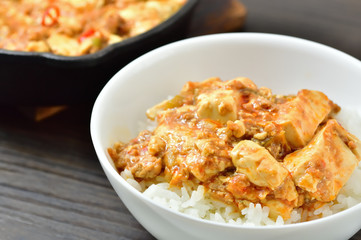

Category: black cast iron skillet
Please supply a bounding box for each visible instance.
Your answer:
[0,0,198,106]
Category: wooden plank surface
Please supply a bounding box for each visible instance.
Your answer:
[1,0,361,239]
[0,105,150,240]
[241,0,361,60]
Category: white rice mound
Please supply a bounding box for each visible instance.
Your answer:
[120,107,361,226]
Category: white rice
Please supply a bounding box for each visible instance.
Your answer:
[121,107,361,226]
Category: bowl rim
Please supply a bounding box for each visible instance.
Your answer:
[0,0,198,66]
[91,32,361,230]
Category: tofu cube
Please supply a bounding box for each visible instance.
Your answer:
[276,90,335,149]
[230,140,289,189]
[283,119,361,202]
[47,33,79,56]
[196,89,238,124]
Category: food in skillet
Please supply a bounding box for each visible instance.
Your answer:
[108,77,361,224]
[0,0,186,56]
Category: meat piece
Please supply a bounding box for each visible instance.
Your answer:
[276,90,337,149]
[158,125,233,183]
[226,173,270,202]
[223,120,246,139]
[284,119,361,202]
[205,174,237,207]
[108,130,164,179]
[273,176,299,202]
[148,135,166,156]
[129,155,162,179]
[263,130,292,160]
[230,140,289,189]
[102,10,128,35]
[208,171,299,220]
[186,138,233,182]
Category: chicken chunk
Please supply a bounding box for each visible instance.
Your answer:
[276,90,337,149]
[284,119,361,201]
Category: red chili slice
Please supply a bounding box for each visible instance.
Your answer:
[41,6,60,27]
[78,28,96,43]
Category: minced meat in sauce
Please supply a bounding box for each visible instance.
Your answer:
[108,77,361,220]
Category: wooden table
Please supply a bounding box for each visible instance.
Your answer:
[1,0,361,239]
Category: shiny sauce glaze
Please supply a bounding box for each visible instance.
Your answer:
[108,77,361,220]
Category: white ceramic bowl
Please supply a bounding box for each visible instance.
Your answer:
[90,33,361,240]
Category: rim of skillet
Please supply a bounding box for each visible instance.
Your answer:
[0,0,199,66]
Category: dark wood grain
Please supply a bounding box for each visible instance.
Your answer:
[0,105,153,240]
[1,0,361,239]
[241,0,361,60]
